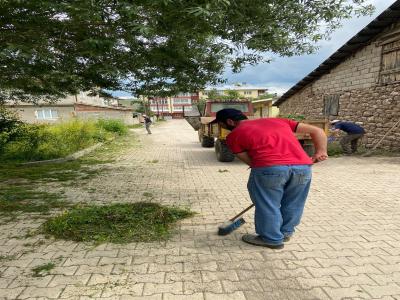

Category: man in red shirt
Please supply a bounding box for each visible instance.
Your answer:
[212,108,328,249]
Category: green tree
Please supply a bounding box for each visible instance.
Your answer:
[207,89,221,100]
[225,90,241,100]
[254,92,278,100]
[0,1,373,103]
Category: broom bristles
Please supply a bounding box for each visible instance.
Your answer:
[217,217,246,236]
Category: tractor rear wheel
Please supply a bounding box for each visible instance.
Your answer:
[215,139,234,162]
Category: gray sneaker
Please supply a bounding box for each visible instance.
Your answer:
[283,234,292,242]
[242,234,284,249]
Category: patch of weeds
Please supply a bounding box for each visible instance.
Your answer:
[0,185,70,215]
[218,169,229,173]
[41,202,195,244]
[31,262,55,277]
[142,192,153,198]
[87,187,97,194]
[0,133,138,185]
[0,254,16,262]
[24,230,37,238]
[0,161,100,183]
[83,133,138,162]
[327,142,343,157]
[0,215,17,224]
[147,159,159,163]
[35,240,46,247]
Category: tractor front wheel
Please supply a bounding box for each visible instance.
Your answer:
[215,139,234,162]
[200,133,214,147]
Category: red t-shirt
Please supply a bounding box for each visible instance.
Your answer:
[226,118,312,168]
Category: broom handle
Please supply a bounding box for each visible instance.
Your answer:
[369,119,400,152]
[230,204,255,221]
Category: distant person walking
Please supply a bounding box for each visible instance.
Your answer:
[331,120,365,154]
[143,114,152,134]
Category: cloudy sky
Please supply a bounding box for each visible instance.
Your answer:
[224,0,397,95]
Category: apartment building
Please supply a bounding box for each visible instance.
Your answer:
[149,92,199,118]
[199,84,268,99]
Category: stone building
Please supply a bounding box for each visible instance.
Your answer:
[275,1,400,151]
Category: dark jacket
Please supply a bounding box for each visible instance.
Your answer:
[144,116,152,124]
[334,122,365,134]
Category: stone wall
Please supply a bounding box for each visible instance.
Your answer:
[280,84,400,150]
[278,23,400,151]
[75,104,135,125]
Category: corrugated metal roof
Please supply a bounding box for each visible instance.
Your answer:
[274,0,400,107]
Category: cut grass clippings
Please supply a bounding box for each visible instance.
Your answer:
[0,132,138,184]
[31,262,55,277]
[0,185,69,215]
[147,159,159,163]
[41,202,194,244]
[0,160,103,183]
[0,133,138,222]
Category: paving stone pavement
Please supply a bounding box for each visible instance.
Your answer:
[1,119,400,300]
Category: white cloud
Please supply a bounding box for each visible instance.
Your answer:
[224,0,397,94]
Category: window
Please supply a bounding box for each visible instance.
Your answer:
[244,91,252,95]
[36,109,59,120]
[323,94,339,116]
[173,106,183,111]
[379,36,400,84]
[173,98,190,104]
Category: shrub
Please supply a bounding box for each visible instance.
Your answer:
[0,107,23,152]
[96,118,127,136]
[327,142,343,156]
[1,124,46,161]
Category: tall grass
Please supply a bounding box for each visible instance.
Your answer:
[96,118,128,135]
[0,119,128,162]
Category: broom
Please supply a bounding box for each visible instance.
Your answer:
[217,204,254,235]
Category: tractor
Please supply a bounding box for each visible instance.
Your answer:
[184,100,254,162]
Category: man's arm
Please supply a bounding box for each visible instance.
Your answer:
[235,151,252,166]
[296,123,328,163]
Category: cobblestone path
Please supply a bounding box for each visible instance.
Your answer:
[1,119,400,300]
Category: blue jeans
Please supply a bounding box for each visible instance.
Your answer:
[247,165,312,245]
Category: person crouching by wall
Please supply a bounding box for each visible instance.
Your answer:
[330,120,365,155]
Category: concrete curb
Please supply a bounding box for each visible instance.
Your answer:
[21,142,103,165]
